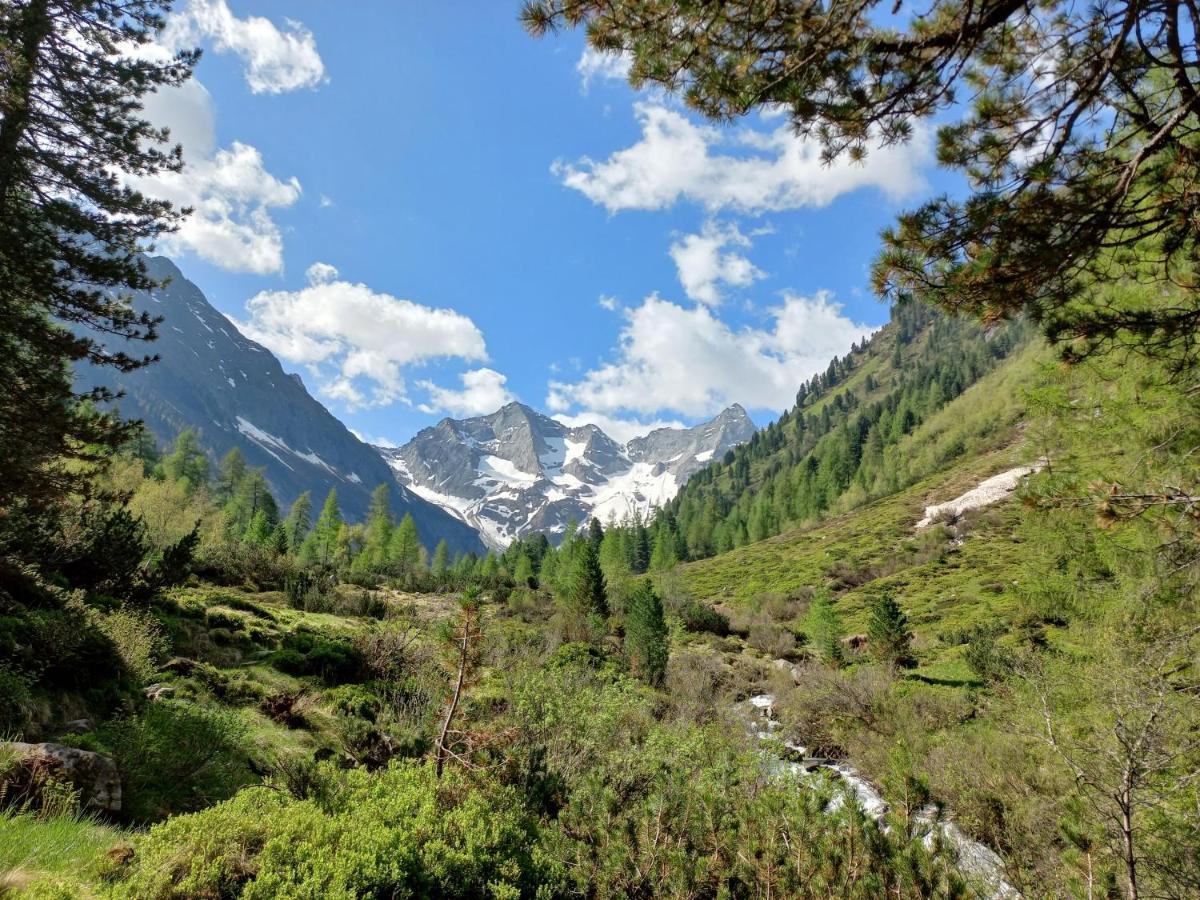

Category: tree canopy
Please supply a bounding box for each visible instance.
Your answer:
[523,0,1200,365]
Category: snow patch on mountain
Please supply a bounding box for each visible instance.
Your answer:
[378,402,755,549]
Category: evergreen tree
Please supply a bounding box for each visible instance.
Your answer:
[0,0,196,513]
[625,579,668,686]
[867,594,914,666]
[649,520,677,571]
[359,484,394,573]
[161,430,209,494]
[282,491,312,555]
[512,552,535,588]
[807,592,845,667]
[587,516,604,549]
[388,513,423,579]
[563,537,607,623]
[302,489,343,568]
[430,539,450,584]
[223,468,276,541]
[214,448,247,503]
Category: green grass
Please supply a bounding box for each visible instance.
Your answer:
[0,810,123,895]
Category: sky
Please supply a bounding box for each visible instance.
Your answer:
[139,0,959,447]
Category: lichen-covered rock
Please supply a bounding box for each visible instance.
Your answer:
[6,742,121,813]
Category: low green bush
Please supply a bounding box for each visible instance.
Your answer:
[109,762,554,899]
[98,700,254,823]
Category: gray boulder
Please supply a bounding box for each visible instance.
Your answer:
[7,742,121,813]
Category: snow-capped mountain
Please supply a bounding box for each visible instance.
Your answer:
[75,256,485,555]
[377,402,756,548]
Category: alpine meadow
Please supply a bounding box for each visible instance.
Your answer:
[2,1,1200,898]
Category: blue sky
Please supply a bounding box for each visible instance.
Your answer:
[142,0,958,446]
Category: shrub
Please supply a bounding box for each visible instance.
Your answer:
[0,666,33,733]
[98,700,253,823]
[747,622,798,658]
[94,606,169,685]
[270,633,363,685]
[109,763,555,898]
[675,599,729,636]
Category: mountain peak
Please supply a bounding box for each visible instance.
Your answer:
[380,403,755,548]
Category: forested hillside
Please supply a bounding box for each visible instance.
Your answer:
[663,303,1033,559]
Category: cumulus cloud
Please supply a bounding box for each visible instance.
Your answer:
[669,221,764,306]
[598,294,620,311]
[418,368,516,417]
[576,47,632,92]
[231,272,489,410]
[135,60,301,273]
[554,102,931,214]
[547,292,874,418]
[163,0,325,94]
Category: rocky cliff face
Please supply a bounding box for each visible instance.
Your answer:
[378,402,755,548]
[76,256,484,555]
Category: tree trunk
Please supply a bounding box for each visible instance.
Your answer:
[435,620,469,779]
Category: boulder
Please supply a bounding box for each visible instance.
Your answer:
[144,683,175,701]
[6,742,121,813]
[64,718,94,734]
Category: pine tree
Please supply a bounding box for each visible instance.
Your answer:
[867,594,913,666]
[625,579,668,685]
[161,430,209,494]
[282,491,312,555]
[388,513,423,579]
[0,0,196,513]
[807,592,845,668]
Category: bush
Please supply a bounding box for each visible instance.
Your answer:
[270,633,363,684]
[98,700,253,823]
[748,622,798,658]
[109,763,555,899]
[94,606,168,685]
[675,599,730,636]
[0,666,33,733]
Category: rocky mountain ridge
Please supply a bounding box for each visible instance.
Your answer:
[378,402,756,548]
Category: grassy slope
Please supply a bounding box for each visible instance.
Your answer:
[679,340,1050,682]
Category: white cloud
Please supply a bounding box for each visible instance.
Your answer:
[418,368,516,417]
[669,221,764,306]
[554,102,931,214]
[231,275,489,410]
[350,429,398,449]
[305,261,339,285]
[164,0,325,94]
[576,47,632,92]
[598,294,619,311]
[552,411,685,445]
[136,69,301,274]
[547,292,874,418]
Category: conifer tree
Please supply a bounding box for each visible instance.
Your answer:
[282,491,312,555]
[214,448,247,504]
[625,579,668,686]
[161,430,209,494]
[867,594,914,666]
[388,512,423,580]
[587,516,604,549]
[430,539,450,584]
[566,538,607,621]
[359,484,394,573]
[512,552,535,588]
[808,592,845,668]
[649,520,677,571]
[0,0,196,513]
[302,489,343,568]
